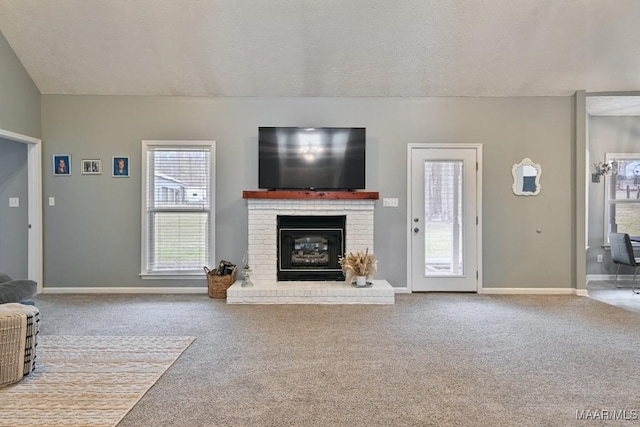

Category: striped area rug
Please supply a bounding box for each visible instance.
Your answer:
[0,335,195,427]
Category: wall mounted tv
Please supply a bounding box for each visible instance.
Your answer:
[258,127,366,190]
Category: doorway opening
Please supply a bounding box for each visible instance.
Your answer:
[0,128,42,291]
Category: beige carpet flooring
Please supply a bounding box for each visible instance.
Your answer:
[23,293,640,426]
[0,335,194,427]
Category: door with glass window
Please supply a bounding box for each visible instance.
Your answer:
[409,146,479,292]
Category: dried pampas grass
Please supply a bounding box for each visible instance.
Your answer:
[339,248,377,282]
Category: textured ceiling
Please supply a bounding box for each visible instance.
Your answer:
[1,1,640,98]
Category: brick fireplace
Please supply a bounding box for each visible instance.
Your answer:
[247,196,375,283]
[226,191,394,304]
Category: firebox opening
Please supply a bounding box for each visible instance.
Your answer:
[277,215,346,281]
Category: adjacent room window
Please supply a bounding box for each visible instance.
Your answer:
[141,140,215,277]
[604,153,640,243]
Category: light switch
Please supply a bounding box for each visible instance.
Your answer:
[383,198,399,207]
[9,197,19,207]
[49,197,55,206]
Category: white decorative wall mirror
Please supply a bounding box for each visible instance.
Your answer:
[512,158,542,196]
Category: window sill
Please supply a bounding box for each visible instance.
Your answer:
[140,272,206,280]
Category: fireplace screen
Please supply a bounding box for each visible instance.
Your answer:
[277,216,345,281]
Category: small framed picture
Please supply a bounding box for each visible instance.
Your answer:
[53,154,71,176]
[112,156,130,178]
[82,159,101,175]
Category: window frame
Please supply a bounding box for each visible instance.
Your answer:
[140,140,216,279]
[603,152,640,245]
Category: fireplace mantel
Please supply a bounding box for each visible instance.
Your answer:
[243,190,379,200]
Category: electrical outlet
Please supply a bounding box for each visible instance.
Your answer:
[597,254,603,263]
[9,197,19,207]
[383,198,399,207]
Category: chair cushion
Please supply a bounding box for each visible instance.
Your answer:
[0,279,38,304]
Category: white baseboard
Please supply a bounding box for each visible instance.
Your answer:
[42,286,410,295]
[479,287,580,295]
[587,275,640,289]
[43,287,207,294]
[400,287,585,295]
[41,286,587,296]
[586,274,632,283]
[587,274,612,282]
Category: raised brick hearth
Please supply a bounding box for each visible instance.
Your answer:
[227,280,394,304]
[227,192,394,304]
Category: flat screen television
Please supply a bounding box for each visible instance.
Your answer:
[258,127,366,190]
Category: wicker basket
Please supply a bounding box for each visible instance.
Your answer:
[204,266,237,299]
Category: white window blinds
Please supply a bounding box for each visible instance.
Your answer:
[423,160,463,275]
[142,141,215,275]
[605,153,640,243]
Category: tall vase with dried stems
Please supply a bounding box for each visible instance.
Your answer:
[339,248,377,287]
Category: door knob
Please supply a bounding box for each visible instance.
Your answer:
[413,227,420,233]
[413,218,419,222]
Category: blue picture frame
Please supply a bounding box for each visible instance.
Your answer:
[53,154,71,176]
[112,156,130,178]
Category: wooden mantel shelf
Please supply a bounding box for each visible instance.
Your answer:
[243,190,379,200]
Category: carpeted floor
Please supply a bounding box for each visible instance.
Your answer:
[0,335,194,427]
[23,293,640,426]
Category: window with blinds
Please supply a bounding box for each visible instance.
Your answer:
[604,153,640,244]
[141,141,215,276]
[423,160,463,275]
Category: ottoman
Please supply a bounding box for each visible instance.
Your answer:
[0,303,40,387]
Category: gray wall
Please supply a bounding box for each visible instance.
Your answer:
[0,138,28,277]
[587,116,640,275]
[41,95,574,289]
[0,31,40,138]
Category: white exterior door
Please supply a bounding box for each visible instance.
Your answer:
[408,145,481,292]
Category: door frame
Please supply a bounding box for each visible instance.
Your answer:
[0,128,42,292]
[406,143,483,293]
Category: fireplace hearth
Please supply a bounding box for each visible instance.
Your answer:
[277,215,345,281]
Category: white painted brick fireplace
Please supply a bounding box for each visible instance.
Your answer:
[247,199,374,282]
[226,194,394,304]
